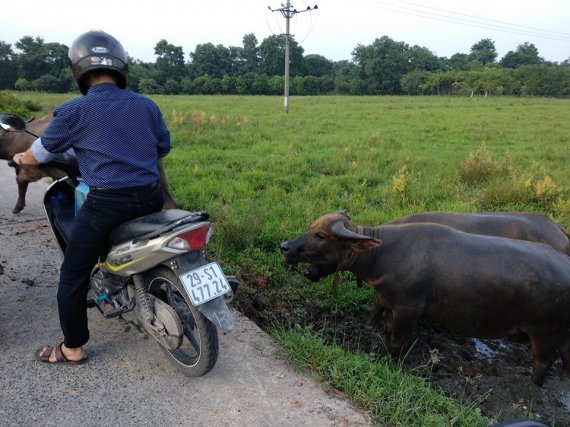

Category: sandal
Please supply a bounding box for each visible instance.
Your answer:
[35,342,87,365]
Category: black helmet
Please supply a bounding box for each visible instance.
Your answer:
[68,30,128,95]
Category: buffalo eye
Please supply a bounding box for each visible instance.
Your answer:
[314,232,326,240]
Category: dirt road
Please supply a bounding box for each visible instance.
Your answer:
[0,164,370,427]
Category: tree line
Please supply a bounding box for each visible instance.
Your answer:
[1,34,569,97]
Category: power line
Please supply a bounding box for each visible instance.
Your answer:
[350,0,570,42]
[394,0,570,38]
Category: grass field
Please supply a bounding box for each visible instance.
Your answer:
[13,93,570,425]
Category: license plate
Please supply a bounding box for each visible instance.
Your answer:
[179,262,231,306]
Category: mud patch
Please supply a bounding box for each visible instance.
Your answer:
[235,279,570,425]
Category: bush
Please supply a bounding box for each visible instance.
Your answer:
[460,142,500,184]
[553,198,570,230]
[478,172,563,212]
[0,91,42,118]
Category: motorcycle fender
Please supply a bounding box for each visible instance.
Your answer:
[196,297,235,332]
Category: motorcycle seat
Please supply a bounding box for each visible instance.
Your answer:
[108,209,210,246]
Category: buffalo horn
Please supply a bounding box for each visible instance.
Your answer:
[330,220,373,240]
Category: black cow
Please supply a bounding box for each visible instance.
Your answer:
[280,212,570,386]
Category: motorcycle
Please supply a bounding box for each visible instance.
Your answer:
[1,113,239,377]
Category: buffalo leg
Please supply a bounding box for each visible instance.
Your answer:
[381,309,394,350]
[367,294,385,326]
[559,332,570,373]
[387,308,419,356]
[529,333,558,386]
[157,159,179,209]
[13,178,28,214]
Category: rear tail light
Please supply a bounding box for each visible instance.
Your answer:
[166,224,212,251]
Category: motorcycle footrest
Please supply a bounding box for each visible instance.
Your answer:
[104,306,128,318]
[94,304,128,319]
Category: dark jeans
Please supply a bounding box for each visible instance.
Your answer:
[58,181,163,348]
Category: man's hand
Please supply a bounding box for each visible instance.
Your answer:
[12,150,39,166]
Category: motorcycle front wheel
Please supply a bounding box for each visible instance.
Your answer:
[146,266,219,377]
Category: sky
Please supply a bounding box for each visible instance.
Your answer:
[2,0,569,64]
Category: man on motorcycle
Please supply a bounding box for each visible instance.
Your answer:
[12,30,171,365]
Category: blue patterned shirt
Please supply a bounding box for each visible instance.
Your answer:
[40,83,171,189]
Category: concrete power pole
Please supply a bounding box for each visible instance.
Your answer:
[268,2,318,113]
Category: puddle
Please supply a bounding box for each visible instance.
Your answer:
[474,339,497,360]
[473,338,511,361]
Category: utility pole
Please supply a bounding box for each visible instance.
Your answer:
[268,2,318,113]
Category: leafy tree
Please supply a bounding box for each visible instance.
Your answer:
[500,42,543,68]
[267,75,284,95]
[127,59,155,92]
[180,77,195,94]
[303,54,333,77]
[318,76,334,93]
[352,36,411,94]
[190,43,232,79]
[290,75,320,95]
[138,78,160,94]
[422,71,461,95]
[235,72,257,94]
[400,70,430,95]
[191,75,222,94]
[14,78,30,91]
[448,53,470,71]
[468,38,497,65]
[0,41,16,89]
[516,64,565,97]
[348,78,367,95]
[30,74,62,92]
[562,67,570,97]
[15,36,48,81]
[252,73,270,94]
[162,79,181,95]
[333,60,359,93]
[408,45,441,72]
[470,67,517,95]
[221,74,237,94]
[259,35,304,77]
[42,42,69,76]
[239,33,260,74]
[154,40,186,84]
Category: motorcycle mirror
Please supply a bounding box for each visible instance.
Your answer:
[0,114,27,131]
[0,113,40,138]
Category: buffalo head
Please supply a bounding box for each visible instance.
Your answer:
[280,212,381,281]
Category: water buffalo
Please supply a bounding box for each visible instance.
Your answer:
[0,114,179,213]
[280,212,570,386]
[387,211,570,255]
[0,115,65,213]
[318,211,569,320]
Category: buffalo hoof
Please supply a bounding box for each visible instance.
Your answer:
[12,204,24,214]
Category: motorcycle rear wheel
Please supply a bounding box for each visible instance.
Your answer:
[146,266,219,377]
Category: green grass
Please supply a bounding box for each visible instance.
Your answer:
[10,92,570,425]
[271,325,492,426]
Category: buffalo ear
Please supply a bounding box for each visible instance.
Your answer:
[353,238,382,251]
[334,209,351,220]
